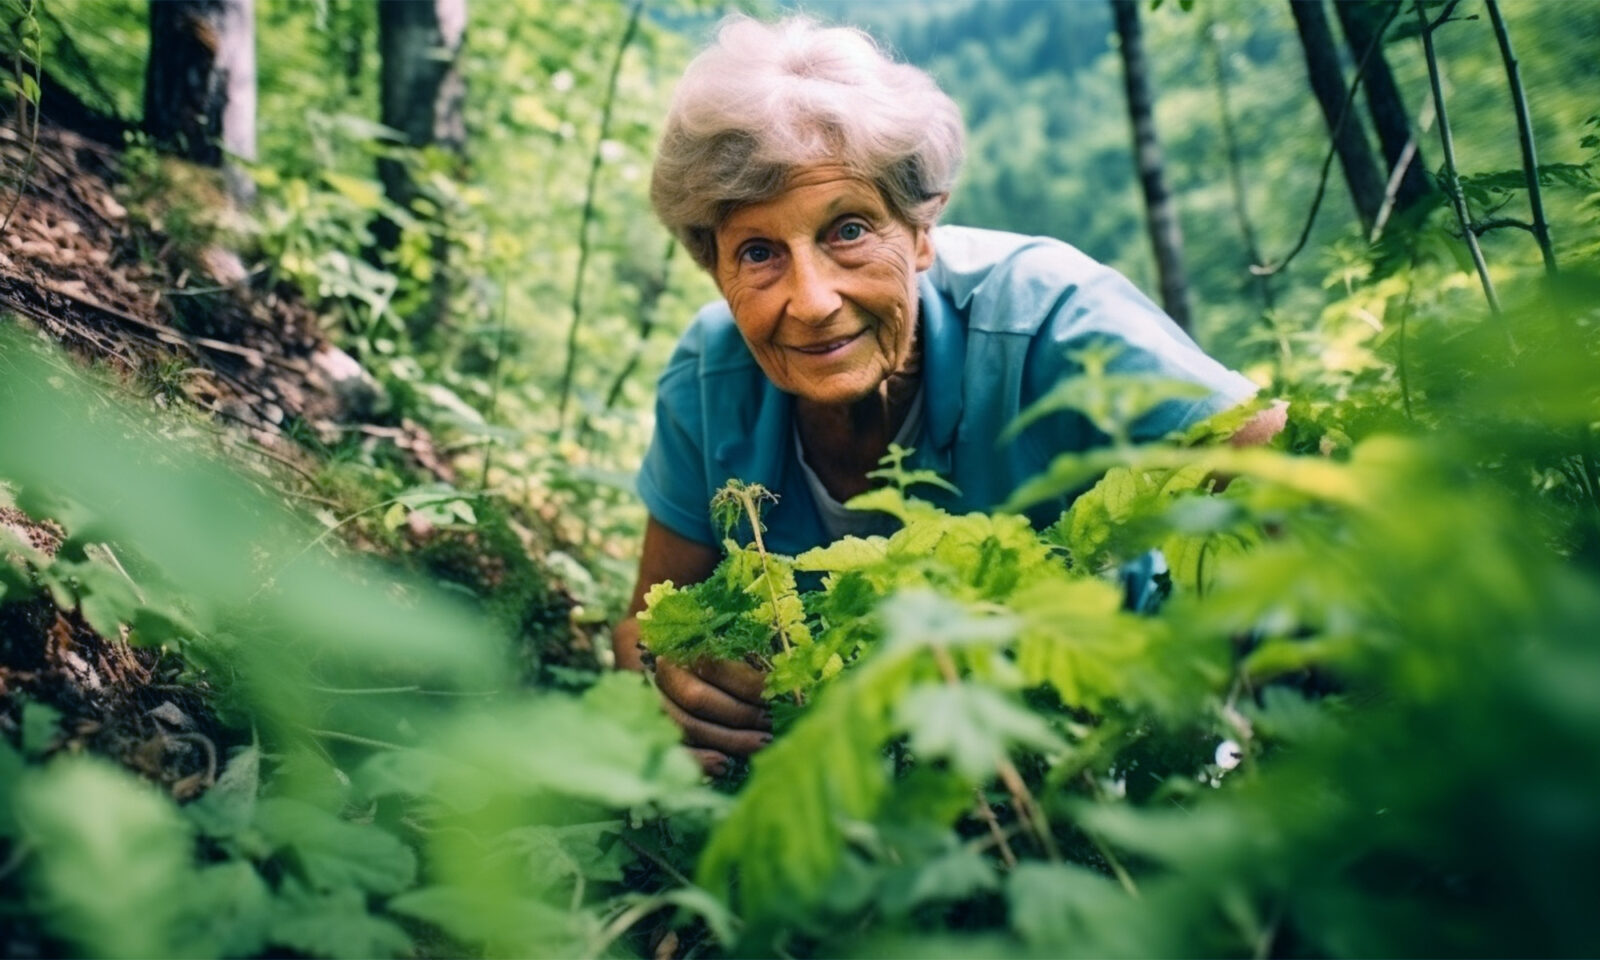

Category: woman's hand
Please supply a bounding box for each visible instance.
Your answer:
[617,516,773,776]
[651,656,771,775]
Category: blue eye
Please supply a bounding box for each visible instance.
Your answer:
[836,221,866,242]
[741,244,773,265]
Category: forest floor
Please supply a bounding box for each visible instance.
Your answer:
[0,113,586,836]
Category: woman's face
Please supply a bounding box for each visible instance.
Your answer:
[712,165,934,407]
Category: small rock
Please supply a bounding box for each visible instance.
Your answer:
[199,245,248,287]
[148,701,194,731]
[310,345,388,419]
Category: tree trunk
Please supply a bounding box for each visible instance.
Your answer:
[1110,0,1192,332]
[1332,0,1430,217]
[1288,0,1384,232]
[375,0,466,340]
[1201,16,1274,313]
[144,0,256,202]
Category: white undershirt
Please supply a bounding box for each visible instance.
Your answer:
[794,386,926,542]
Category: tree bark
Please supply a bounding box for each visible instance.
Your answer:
[374,0,466,252]
[1288,0,1384,232]
[375,0,466,341]
[144,0,256,201]
[1332,0,1430,217]
[1110,0,1192,332]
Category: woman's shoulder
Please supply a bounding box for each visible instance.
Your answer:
[927,226,1115,336]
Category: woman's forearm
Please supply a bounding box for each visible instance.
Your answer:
[612,615,646,671]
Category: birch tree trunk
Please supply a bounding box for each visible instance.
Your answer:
[375,0,467,339]
[1110,0,1192,332]
[144,0,256,203]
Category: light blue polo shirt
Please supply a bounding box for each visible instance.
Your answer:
[638,226,1257,556]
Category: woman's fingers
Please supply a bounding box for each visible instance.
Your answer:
[655,660,772,730]
[660,696,772,757]
[689,747,730,777]
[692,657,768,704]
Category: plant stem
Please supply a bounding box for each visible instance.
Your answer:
[738,490,787,658]
[1396,244,1420,422]
[932,646,1060,861]
[0,0,43,241]
[555,0,643,435]
[480,266,510,492]
[1485,0,1557,276]
[1371,98,1435,243]
[304,727,407,751]
[1416,0,1505,322]
[1581,427,1600,532]
[1078,773,1140,898]
[973,788,1019,869]
[604,239,676,412]
[619,833,695,889]
[730,484,804,703]
[1202,13,1273,312]
[585,895,667,960]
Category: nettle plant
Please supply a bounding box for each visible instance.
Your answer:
[631,361,1266,935]
[630,323,1600,956]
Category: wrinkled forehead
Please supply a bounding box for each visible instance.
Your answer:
[716,169,886,242]
[714,162,888,230]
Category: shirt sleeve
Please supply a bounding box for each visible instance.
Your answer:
[637,335,717,547]
[1026,260,1259,444]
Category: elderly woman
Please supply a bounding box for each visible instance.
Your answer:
[613,17,1281,773]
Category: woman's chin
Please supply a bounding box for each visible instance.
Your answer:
[787,374,882,409]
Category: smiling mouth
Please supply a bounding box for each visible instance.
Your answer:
[790,331,863,356]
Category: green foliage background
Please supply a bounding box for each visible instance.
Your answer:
[2,0,1600,957]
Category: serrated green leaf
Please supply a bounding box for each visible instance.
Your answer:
[182,860,272,957]
[268,881,413,959]
[256,798,416,895]
[186,746,260,839]
[388,885,578,955]
[501,821,629,889]
[636,582,714,661]
[658,886,739,945]
[1005,361,1210,444]
[1243,686,1339,746]
[16,757,196,958]
[879,847,998,917]
[898,683,1066,780]
[1007,862,1137,951]
[793,535,889,572]
[46,557,142,639]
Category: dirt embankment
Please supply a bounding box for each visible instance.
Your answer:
[0,114,578,806]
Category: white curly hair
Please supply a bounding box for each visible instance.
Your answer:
[650,15,966,271]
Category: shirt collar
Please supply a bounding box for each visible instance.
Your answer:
[916,270,965,471]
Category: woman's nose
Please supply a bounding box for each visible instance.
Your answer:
[785,249,843,325]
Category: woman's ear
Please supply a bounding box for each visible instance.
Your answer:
[914,223,936,271]
[913,194,948,270]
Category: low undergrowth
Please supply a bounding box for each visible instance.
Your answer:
[4,256,1600,957]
